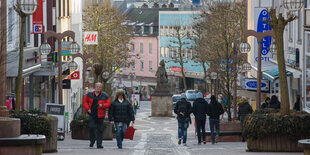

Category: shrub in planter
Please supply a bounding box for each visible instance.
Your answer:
[243,109,310,152]
[70,114,115,140]
[10,110,51,139]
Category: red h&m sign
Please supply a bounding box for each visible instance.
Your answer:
[32,0,43,34]
[171,67,186,72]
[83,31,98,45]
[70,71,80,80]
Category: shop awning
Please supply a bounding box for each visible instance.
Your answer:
[263,67,292,82]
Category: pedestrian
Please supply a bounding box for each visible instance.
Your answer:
[133,98,138,115]
[108,89,135,149]
[293,95,301,111]
[83,82,111,149]
[174,93,192,146]
[261,97,271,109]
[192,92,208,145]
[237,98,253,142]
[270,95,281,109]
[207,95,224,144]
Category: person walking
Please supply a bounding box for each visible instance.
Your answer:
[238,98,253,142]
[174,93,192,146]
[207,95,224,144]
[270,95,281,109]
[133,98,138,115]
[192,92,208,145]
[261,97,271,109]
[83,83,111,149]
[108,89,135,149]
[293,95,301,111]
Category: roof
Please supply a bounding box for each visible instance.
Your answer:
[125,8,178,25]
[263,67,292,82]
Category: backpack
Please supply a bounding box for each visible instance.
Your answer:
[178,102,188,116]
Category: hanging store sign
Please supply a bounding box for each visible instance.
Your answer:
[244,78,270,92]
[32,0,44,34]
[83,31,98,45]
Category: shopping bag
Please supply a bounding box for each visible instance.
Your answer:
[124,126,135,140]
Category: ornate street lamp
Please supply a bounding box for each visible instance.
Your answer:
[39,42,52,55]
[102,71,110,80]
[283,0,304,11]
[68,42,80,54]
[17,0,38,15]
[269,42,277,54]
[68,61,78,70]
[239,42,251,54]
[242,63,252,72]
[14,0,38,112]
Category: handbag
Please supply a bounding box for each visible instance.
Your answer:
[124,126,136,140]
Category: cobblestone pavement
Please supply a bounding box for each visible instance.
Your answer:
[44,101,302,155]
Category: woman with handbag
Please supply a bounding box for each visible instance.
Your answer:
[108,89,135,149]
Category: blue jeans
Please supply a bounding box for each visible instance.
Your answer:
[209,119,220,144]
[114,122,128,147]
[177,117,189,144]
[133,108,137,115]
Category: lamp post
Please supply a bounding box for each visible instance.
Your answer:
[39,31,80,105]
[241,30,274,110]
[211,72,218,99]
[0,0,8,117]
[72,53,97,94]
[128,72,136,91]
[14,0,38,112]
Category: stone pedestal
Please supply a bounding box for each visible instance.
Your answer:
[151,96,173,117]
[0,117,20,138]
[151,84,172,117]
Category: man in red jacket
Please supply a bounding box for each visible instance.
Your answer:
[83,82,111,149]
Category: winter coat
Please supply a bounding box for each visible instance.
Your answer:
[261,102,270,109]
[192,98,208,120]
[83,91,111,119]
[108,99,135,123]
[207,101,224,120]
[174,98,192,119]
[269,101,280,109]
[238,102,253,124]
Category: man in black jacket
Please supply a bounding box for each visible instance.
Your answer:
[192,92,208,144]
[207,95,224,144]
[174,93,192,146]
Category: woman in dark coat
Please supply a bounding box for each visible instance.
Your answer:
[270,95,280,110]
[108,90,135,149]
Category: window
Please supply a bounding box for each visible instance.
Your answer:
[289,22,293,42]
[140,60,144,71]
[131,61,135,71]
[160,47,165,57]
[149,41,152,54]
[140,41,143,54]
[8,8,13,42]
[150,26,153,34]
[187,49,192,59]
[149,60,153,72]
[297,10,302,43]
[131,42,135,53]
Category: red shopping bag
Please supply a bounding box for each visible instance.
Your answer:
[124,126,135,140]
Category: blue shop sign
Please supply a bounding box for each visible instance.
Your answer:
[256,9,272,62]
[244,78,270,92]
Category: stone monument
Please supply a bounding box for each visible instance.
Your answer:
[151,60,172,117]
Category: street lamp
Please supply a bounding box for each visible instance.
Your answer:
[243,30,274,110]
[128,72,136,91]
[72,52,98,94]
[283,0,304,11]
[68,61,78,71]
[210,72,218,99]
[39,31,79,105]
[14,0,38,112]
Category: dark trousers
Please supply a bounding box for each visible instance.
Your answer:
[209,119,220,144]
[196,118,206,143]
[89,116,104,147]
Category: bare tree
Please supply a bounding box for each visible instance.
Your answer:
[83,1,133,94]
[194,1,246,121]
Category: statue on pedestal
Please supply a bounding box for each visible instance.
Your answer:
[155,60,168,85]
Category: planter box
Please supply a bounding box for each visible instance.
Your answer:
[43,116,58,153]
[206,121,242,142]
[247,134,303,152]
[71,122,113,140]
